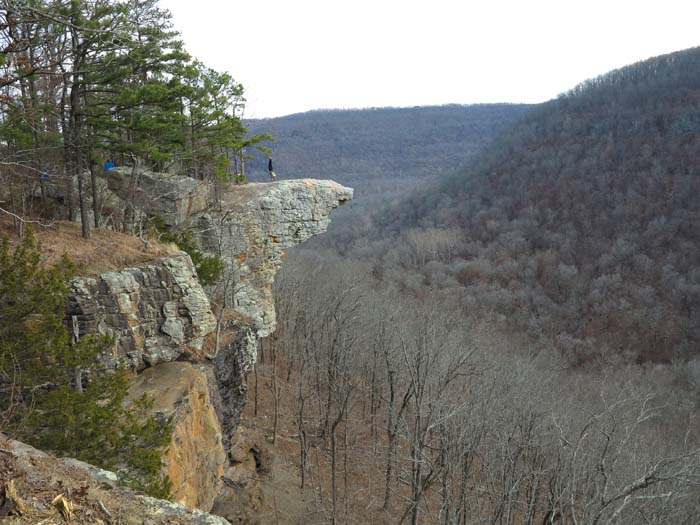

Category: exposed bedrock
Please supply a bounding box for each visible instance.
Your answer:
[103,170,352,337]
[68,253,217,370]
[126,362,227,512]
[187,179,353,337]
[106,167,214,227]
[70,172,352,370]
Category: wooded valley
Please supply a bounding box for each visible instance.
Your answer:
[1,2,699,522]
[248,48,700,523]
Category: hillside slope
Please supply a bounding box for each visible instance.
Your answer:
[245,104,533,189]
[383,47,700,363]
[245,104,533,252]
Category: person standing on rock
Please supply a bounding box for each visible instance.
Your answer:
[268,156,277,181]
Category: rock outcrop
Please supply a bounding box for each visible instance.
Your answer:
[106,167,214,227]
[102,172,353,338]
[210,426,269,523]
[126,362,227,512]
[58,172,352,518]
[68,253,217,370]
[189,179,352,443]
[0,434,231,525]
[190,179,353,337]
[212,322,258,443]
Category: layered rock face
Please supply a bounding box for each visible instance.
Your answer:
[189,179,353,337]
[68,253,217,370]
[66,255,225,512]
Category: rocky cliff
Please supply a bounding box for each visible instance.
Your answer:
[42,174,353,522]
[188,179,353,337]
[103,169,353,337]
[97,173,352,441]
[126,362,227,511]
[68,253,217,370]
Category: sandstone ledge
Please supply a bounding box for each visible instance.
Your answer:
[191,179,353,337]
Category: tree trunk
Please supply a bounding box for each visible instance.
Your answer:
[90,159,99,228]
[68,31,89,239]
[331,422,338,525]
[77,169,90,239]
[271,338,279,444]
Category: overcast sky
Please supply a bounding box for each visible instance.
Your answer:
[158,0,700,119]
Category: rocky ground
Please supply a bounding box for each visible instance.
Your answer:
[0,434,229,525]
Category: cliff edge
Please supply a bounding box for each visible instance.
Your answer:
[0,175,352,523]
[190,179,353,337]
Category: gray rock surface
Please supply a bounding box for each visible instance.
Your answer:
[68,253,217,370]
[104,171,353,338]
[137,496,232,525]
[107,167,214,227]
[212,322,258,445]
[190,179,353,337]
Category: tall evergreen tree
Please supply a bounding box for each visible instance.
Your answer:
[1,0,271,236]
[0,229,172,498]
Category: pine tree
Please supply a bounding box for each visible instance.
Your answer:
[0,229,172,498]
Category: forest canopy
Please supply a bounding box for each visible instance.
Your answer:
[374,47,700,364]
[0,0,269,238]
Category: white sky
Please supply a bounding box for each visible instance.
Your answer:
[158,0,700,119]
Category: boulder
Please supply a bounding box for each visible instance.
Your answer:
[106,167,213,227]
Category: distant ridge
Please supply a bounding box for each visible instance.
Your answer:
[252,102,528,120]
[244,104,534,189]
[389,46,700,363]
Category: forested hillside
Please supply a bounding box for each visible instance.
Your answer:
[257,49,700,523]
[245,104,532,189]
[358,47,700,364]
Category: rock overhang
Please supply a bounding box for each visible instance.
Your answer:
[186,179,353,337]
